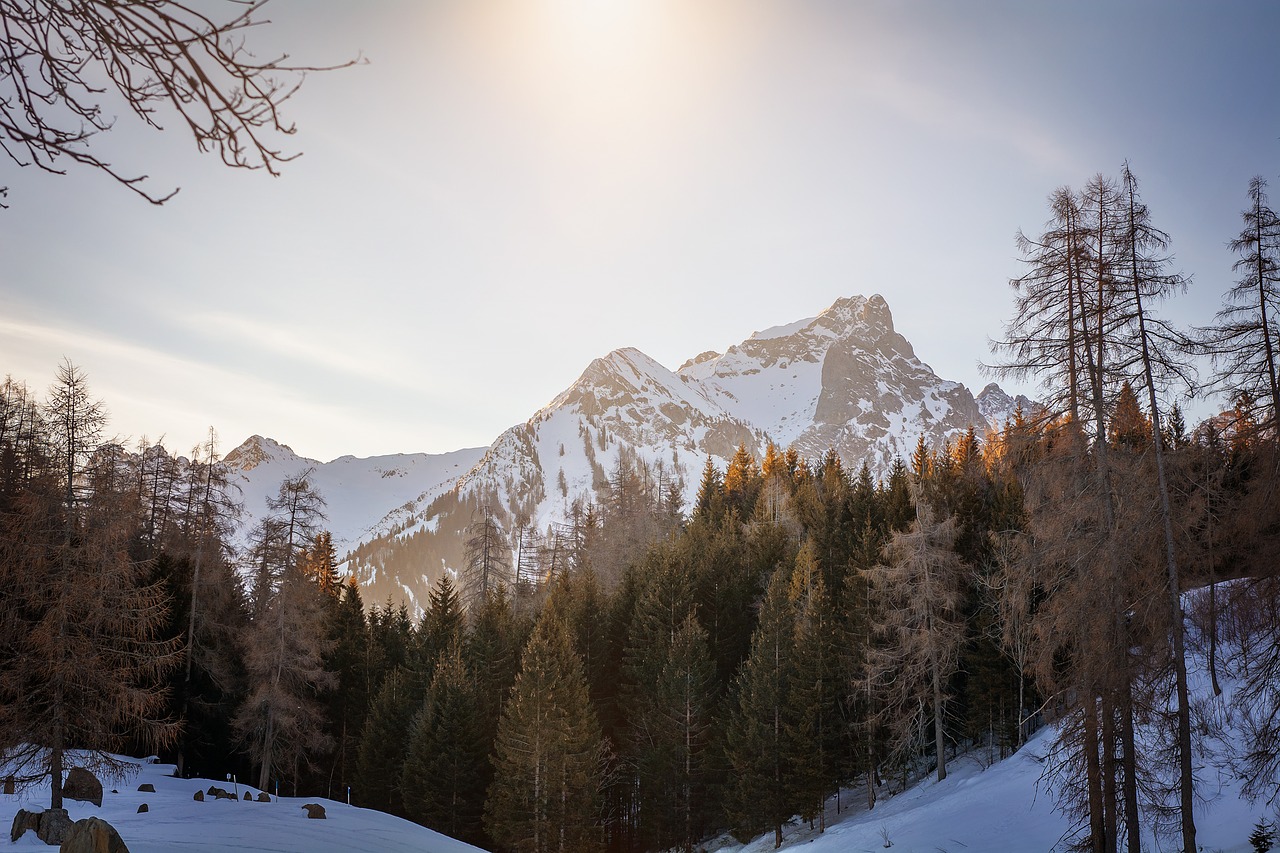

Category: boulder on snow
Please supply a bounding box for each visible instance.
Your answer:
[192,790,204,802]
[10,809,41,843]
[59,816,129,853]
[137,783,155,793]
[256,792,271,803]
[242,791,251,801]
[37,807,72,845]
[136,803,148,813]
[62,767,103,807]
[302,803,326,819]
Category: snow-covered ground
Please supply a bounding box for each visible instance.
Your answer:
[1,756,482,853]
[711,583,1275,853]
[708,722,1267,853]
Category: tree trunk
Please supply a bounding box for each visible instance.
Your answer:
[932,642,947,782]
[1084,700,1105,853]
[1102,694,1117,853]
[1127,183,1197,853]
[1120,675,1140,853]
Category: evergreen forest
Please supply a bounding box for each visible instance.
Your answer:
[3,167,1280,853]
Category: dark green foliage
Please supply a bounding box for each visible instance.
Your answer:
[621,550,701,850]
[785,544,842,830]
[723,565,796,849]
[355,667,415,816]
[401,642,487,845]
[412,573,464,686]
[1251,819,1276,853]
[485,614,605,853]
[325,579,369,799]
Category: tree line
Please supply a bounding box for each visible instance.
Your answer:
[2,166,1278,853]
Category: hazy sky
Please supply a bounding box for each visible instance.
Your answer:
[3,0,1277,462]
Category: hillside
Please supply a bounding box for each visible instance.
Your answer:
[231,294,1030,610]
[0,754,483,853]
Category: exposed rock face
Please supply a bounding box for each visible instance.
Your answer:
[62,767,103,808]
[240,293,1030,612]
[302,803,326,819]
[682,295,986,472]
[975,382,1037,428]
[59,816,129,853]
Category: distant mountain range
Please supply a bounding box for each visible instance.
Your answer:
[226,294,1031,611]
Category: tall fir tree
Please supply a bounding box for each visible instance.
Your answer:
[401,641,487,845]
[355,666,416,815]
[723,564,796,849]
[485,613,606,853]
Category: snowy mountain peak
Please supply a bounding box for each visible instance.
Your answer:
[224,435,312,472]
[975,383,1037,429]
[241,293,1013,611]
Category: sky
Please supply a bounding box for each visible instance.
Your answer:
[3,0,1278,463]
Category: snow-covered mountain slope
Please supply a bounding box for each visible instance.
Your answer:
[238,294,1028,611]
[710,582,1270,853]
[225,435,486,554]
[975,381,1037,429]
[0,754,482,853]
[680,294,985,471]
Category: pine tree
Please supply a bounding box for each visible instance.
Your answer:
[325,578,369,801]
[465,584,528,801]
[302,531,341,597]
[1198,176,1280,434]
[1107,382,1150,450]
[0,363,179,808]
[355,666,416,815]
[870,498,967,783]
[234,474,335,793]
[485,614,605,853]
[723,444,761,519]
[401,642,487,844]
[785,542,842,831]
[621,550,699,850]
[463,508,511,610]
[653,615,716,853]
[724,565,796,849]
[413,573,464,685]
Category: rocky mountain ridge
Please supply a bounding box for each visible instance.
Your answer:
[231,294,1026,610]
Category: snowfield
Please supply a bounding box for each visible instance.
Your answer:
[0,756,483,853]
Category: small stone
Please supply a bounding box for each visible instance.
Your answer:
[137,783,155,793]
[136,803,148,813]
[243,791,251,800]
[302,803,326,819]
[257,792,271,802]
[193,790,205,802]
